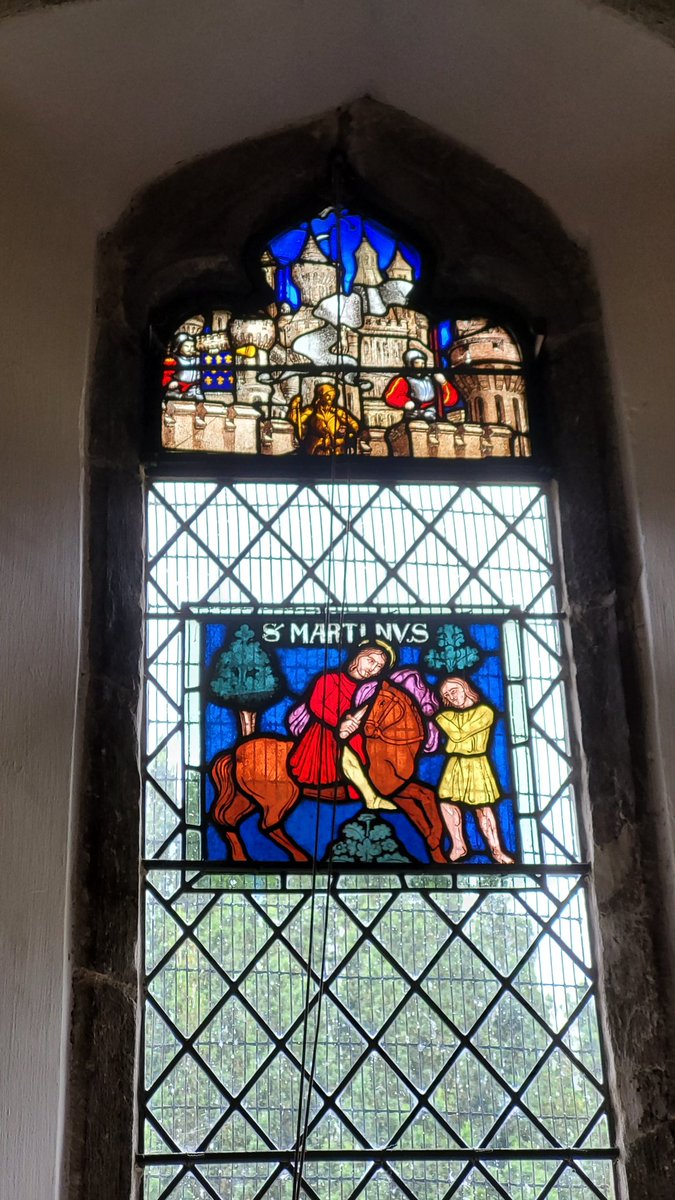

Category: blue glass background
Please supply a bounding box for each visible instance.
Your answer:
[268,209,421,308]
[203,621,516,864]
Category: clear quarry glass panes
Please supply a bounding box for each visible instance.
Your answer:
[142,873,613,1198]
[140,480,616,1198]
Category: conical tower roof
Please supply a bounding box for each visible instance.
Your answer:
[386,249,414,281]
[260,249,275,287]
[301,233,328,263]
[354,237,383,286]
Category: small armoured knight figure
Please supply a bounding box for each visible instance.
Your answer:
[384,349,459,422]
[163,317,205,426]
[171,332,202,397]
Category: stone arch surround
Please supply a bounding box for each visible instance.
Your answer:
[68,100,674,1200]
[4,1,675,48]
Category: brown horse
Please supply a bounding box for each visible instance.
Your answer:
[210,681,446,863]
[363,682,445,861]
[211,736,307,862]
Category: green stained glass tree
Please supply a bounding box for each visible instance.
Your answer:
[209,624,281,737]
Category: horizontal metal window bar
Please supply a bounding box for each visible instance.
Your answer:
[138,1148,618,1164]
[184,364,527,378]
[142,860,591,876]
[144,459,554,484]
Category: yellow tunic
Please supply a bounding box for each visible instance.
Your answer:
[435,704,500,807]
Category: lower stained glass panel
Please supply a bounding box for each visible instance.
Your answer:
[141,479,617,1198]
[201,615,517,867]
[144,480,578,869]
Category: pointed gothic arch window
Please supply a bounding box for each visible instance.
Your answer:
[140,206,617,1200]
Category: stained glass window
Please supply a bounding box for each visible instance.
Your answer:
[160,210,529,459]
[142,212,616,1200]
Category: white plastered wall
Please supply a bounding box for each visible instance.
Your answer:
[0,3,674,1198]
[0,136,94,1198]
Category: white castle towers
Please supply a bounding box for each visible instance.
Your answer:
[291,234,336,306]
[352,240,431,452]
[358,242,429,378]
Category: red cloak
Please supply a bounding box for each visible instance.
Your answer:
[288,670,364,785]
[383,375,459,411]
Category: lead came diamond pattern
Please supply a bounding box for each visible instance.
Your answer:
[141,478,616,1198]
[193,892,274,978]
[142,876,611,1182]
[332,939,409,1037]
[431,1051,509,1145]
[242,941,316,1038]
[149,940,227,1039]
[194,999,274,1097]
[423,938,502,1034]
[473,993,551,1091]
[148,1052,226,1152]
[147,482,557,614]
[359,1172,410,1200]
[287,998,366,1096]
[242,1051,322,1150]
[337,1052,416,1146]
[381,994,458,1092]
[371,893,452,979]
[522,1049,604,1145]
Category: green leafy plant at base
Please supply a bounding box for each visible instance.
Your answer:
[330,813,411,863]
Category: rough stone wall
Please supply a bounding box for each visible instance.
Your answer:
[599,0,675,45]
[66,100,675,1200]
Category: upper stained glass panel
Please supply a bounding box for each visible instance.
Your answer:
[160,209,530,459]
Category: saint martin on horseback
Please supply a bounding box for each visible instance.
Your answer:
[287,639,399,810]
[209,637,447,863]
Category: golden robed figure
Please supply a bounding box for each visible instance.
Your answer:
[287,382,360,455]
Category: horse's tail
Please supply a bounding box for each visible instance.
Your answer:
[211,752,237,826]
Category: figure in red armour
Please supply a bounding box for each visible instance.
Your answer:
[384,349,459,422]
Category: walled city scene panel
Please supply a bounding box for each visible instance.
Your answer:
[161,209,530,460]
